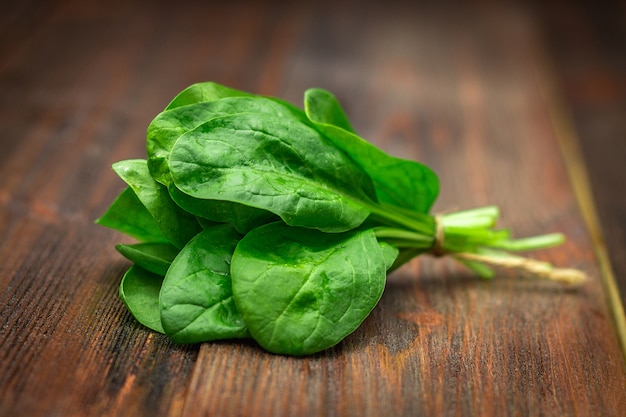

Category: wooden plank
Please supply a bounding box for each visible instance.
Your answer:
[0,1,624,417]
[0,2,204,416]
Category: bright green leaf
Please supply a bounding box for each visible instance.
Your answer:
[148,96,308,186]
[119,266,165,333]
[96,187,169,243]
[160,224,249,343]
[231,222,388,355]
[304,88,439,213]
[112,159,201,249]
[169,113,378,232]
[115,242,179,276]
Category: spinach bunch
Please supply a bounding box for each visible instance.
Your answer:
[97,82,583,355]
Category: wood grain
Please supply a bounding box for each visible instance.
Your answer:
[1,1,624,416]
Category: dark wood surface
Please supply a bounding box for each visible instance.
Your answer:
[1,1,625,416]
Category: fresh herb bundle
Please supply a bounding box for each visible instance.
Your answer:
[97,82,584,355]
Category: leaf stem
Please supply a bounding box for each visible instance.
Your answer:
[367,204,435,236]
[373,227,433,244]
[371,204,586,285]
[453,252,586,285]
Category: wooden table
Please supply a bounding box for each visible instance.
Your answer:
[1,1,625,415]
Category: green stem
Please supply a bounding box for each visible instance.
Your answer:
[373,227,433,244]
[367,204,435,235]
[368,203,584,284]
[487,233,564,252]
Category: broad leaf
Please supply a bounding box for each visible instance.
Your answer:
[231,222,389,355]
[148,96,308,186]
[304,88,439,213]
[115,242,179,276]
[169,113,378,232]
[119,266,165,333]
[96,187,169,243]
[159,224,249,343]
[112,159,201,249]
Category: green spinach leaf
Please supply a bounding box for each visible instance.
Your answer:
[169,113,378,232]
[96,187,169,243]
[159,224,249,343]
[112,159,201,249]
[304,88,439,213]
[119,266,165,333]
[148,96,308,186]
[115,242,179,276]
[231,222,389,355]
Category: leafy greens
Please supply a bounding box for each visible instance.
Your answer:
[97,82,584,356]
